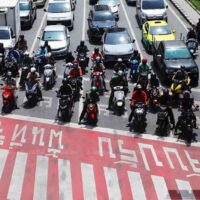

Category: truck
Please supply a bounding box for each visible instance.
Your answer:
[0,0,21,49]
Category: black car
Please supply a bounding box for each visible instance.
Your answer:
[153,40,199,85]
[88,5,117,42]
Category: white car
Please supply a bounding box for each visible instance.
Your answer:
[0,26,16,49]
[39,25,70,57]
[45,0,74,30]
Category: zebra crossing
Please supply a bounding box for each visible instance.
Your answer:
[0,148,198,200]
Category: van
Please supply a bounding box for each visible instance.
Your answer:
[136,0,168,27]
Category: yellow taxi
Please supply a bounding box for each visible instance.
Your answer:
[142,20,176,52]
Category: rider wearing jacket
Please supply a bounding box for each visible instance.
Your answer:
[129,50,141,63]
[114,58,127,73]
[91,47,103,62]
[79,86,99,124]
[15,35,27,53]
[128,84,148,123]
[107,70,128,110]
[65,51,75,63]
[76,40,89,65]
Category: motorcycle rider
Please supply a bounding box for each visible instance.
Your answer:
[114,58,127,73]
[22,51,33,67]
[107,70,128,110]
[158,88,172,106]
[65,51,75,63]
[57,78,73,97]
[147,73,160,90]
[4,71,19,109]
[76,40,89,65]
[91,56,108,91]
[26,67,43,100]
[91,47,103,62]
[128,84,148,124]
[79,86,99,124]
[43,41,54,64]
[15,35,28,53]
[187,26,197,40]
[69,60,83,90]
[172,65,190,91]
[129,49,141,63]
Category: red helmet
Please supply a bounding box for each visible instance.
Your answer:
[142,58,148,63]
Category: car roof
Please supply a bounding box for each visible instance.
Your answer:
[147,20,168,26]
[106,27,127,33]
[44,25,66,31]
[162,40,186,48]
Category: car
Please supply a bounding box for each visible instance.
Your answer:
[19,0,37,29]
[33,0,46,7]
[136,0,168,27]
[102,27,135,64]
[0,26,16,49]
[126,0,136,6]
[88,5,117,42]
[39,25,70,57]
[153,40,199,85]
[142,20,175,52]
[97,0,120,20]
[44,0,74,30]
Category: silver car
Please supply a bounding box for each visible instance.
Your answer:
[39,25,70,57]
[102,27,135,64]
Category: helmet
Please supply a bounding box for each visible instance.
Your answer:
[151,73,157,79]
[118,70,123,77]
[30,67,36,73]
[183,90,190,99]
[133,49,138,55]
[117,58,122,63]
[24,51,29,56]
[94,47,99,53]
[67,51,72,56]
[91,86,97,93]
[181,65,186,70]
[80,40,85,46]
[142,58,148,63]
[7,71,12,77]
[44,41,49,46]
[73,60,79,69]
[66,62,73,68]
[62,78,69,85]
[136,84,142,91]
[96,56,101,63]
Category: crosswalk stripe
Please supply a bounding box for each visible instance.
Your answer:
[176,179,196,200]
[151,175,171,200]
[128,171,147,200]
[7,152,28,200]
[104,167,122,200]
[81,163,97,200]
[33,156,48,200]
[0,149,8,179]
[58,159,73,200]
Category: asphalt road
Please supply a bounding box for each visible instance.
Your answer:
[2,0,200,140]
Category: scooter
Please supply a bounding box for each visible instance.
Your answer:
[186,38,198,55]
[91,71,104,95]
[43,64,56,90]
[4,57,18,78]
[129,59,139,82]
[112,85,125,115]
[63,63,73,78]
[85,99,98,125]
[70,77,81,101]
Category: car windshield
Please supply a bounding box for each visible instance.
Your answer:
[0,30,10,40]
[93,12,114,21]
[150,26,171,35]
[48,3,71,13]
[165,48,192,59]
[98,0,118,6]
[19,2,30,11]
[142,0,165,9]
[105,32,131,44]
[42,31,65,41]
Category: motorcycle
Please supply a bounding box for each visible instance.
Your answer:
[63,63,73,78]
[75,51,88,74]
[129,59,139,82]
[91,71,104,95]
[0,53,4,74]
[85,99,98,125]
[25,80,39,107]
[4,57,18,78]
[43,64,56,90]
[170,78,191,106]
[34,54,47,74]
[69,77,81,101]
[112,85,125,115]
[1,85,15,113]
[57,93,74,121]
[19,65,30,89]
[186,38,198,55]
[132,102,147,132]
[137,72,149,91]
[149,86,160,112]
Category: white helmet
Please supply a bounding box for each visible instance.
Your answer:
[117,58,122,62]
[30,67,36,73]
[24,51,29,56]
[66,62,73,67]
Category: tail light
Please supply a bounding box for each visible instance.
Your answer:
[153,99,158,105]
[96,81,100,87]
[90,112,95,119]
[3,94,9,99]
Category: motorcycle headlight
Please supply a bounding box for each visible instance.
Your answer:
[117,101,123,107]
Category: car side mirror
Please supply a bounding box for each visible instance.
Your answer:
[37,36,41,39]
[43,8,47,12]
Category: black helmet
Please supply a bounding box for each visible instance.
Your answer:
[44,41,48,46]
[133,49,138,55]
[19,35,24,40]
[80,40,85,46]
[181,65,186,70]
[94,47,99,53]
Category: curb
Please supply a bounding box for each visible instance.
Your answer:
[169,0,200,26]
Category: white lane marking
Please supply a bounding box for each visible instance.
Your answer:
[128,171,147,200]
[151,175,171,200]
[119,0,142,55]
[104,167,122,200]
[82,0,86,40]
[58,159,73,200]
[81,163,97,200]
[0,149,8,179]
[33,155,48,200]
[167,2,188,31]
[191,88,200,93]
[176,179,196,200]
[7,152,28,200]
[3,114,200,147]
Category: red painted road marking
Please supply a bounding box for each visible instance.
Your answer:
[0,117,200,199]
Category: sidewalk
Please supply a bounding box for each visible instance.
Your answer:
[169,0,200,26]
